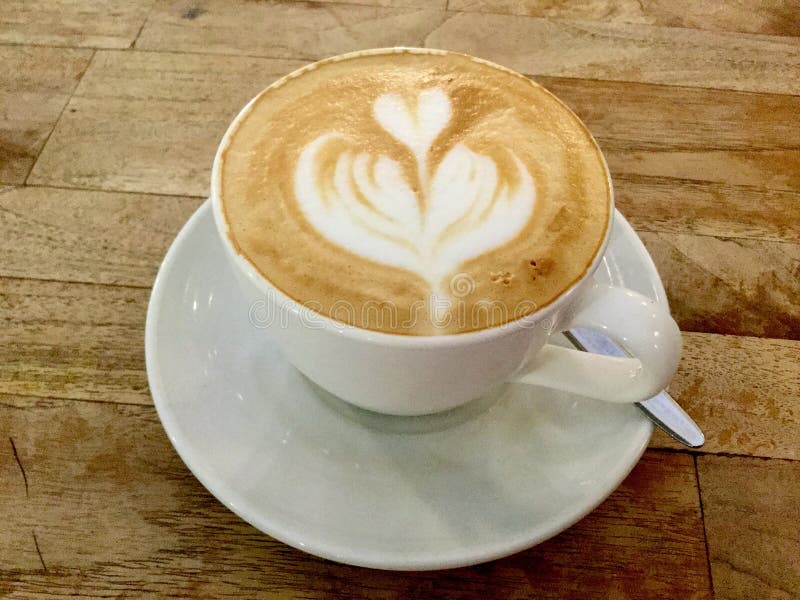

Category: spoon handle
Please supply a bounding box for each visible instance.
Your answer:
[564,328,705,448]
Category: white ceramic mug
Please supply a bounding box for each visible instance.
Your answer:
[210,52,682,417]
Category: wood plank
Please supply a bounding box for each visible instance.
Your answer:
[697,456,800,599]
[651,334,800,460]
[427,12,800,94]
[536,75,800,244]
[27,50,800,245]
[28,50,307,196]
[448,0,800,37]
[615,175,800,244]
[642,232,800,339]
[0,186,202,286]
[3,266,795,461]
[0,0,155,48]
[0,395,710,597]
[537,75,800,152]
[0,45,92,184]
[0,279,150,405]
[136,0,447,59]
[1,193,796,415]
[135,0,800,97]
[607,146,800,194]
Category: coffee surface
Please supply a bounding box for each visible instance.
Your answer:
[219,49,610,335]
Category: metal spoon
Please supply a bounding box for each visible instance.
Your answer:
[565,328,705,448]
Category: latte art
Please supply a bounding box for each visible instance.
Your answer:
[218,49,611,335]
[294,87,536,295]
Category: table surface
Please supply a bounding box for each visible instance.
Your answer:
[1,1,799,598]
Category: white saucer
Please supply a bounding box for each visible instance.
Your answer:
[146,201,661,570]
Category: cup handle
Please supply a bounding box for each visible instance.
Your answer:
[512,283,682,403]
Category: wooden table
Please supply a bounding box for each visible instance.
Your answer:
[1,1,798,597]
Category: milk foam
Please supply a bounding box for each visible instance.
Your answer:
[294,88,536,295]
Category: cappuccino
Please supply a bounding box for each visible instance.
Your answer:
[218,49,610,335]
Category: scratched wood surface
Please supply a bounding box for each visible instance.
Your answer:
[1,1,799,598]
[1,398,711,598]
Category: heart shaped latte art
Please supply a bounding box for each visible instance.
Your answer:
[294,87,536,296]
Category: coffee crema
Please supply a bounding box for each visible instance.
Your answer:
[218,49,611,335]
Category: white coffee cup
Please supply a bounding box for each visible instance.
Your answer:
[210,55,682,417]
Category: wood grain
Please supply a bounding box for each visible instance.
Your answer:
[26,50,800,242]
[0,395,710,598]
[537,75,800,153]
[0,186,202,286]
[642,232,800,339]
[28,50,307,196]
[651,333,800,460]
[0,278,150,405]
[0,0,155,48]
[2,268,795,461]
[614,175,800,244]
[448,0,800,37]
[0,45,92,184]
[3,2,800,595]
[537,75,800,243]
[697,456,800,599]
[607,147,800,194]
[134,0,800,95]
[136,0,447,59]
[0,190,795,410]
[427,12,800,94]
